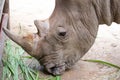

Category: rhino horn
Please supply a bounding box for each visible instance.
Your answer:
[3,27,33,54]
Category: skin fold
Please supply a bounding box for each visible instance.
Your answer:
[3,0,120,75]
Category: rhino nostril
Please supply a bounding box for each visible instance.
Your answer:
[50,66,56,72]
[50,67,60,75]
[58,32,66,36]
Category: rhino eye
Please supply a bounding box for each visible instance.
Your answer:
[57,27,66,36]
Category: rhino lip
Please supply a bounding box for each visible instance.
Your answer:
[44,63,65,76]
[38,53,66,75]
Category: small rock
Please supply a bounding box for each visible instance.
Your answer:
[111,43,117,47]
[28,25,33,27]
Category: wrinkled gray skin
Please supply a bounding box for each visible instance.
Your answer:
[3,0,120,75]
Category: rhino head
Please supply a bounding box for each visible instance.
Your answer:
[4,0,114,75]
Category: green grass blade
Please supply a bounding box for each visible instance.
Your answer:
[28,68,36,80]
[13,59,19,80]
[35,71,39,80]
[83,59,120,69]
[2,66,7,80]
[5,62,14,75]
[56,76,61,80]
[29,68,37,75]
[22,56,33,59]
[25,67,31,80]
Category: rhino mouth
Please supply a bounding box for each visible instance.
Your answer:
[38,52,66,75]
[45,63,66,75]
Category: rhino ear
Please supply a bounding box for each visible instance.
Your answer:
[34,20,49,37]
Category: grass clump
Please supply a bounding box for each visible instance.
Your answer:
[2,40,61,80]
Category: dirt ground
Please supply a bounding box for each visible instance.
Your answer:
[10,0,120,80]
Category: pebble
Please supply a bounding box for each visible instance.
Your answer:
[111,43,117,47]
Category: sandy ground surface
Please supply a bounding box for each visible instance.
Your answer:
[10,0,120,80]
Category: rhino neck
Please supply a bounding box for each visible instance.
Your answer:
[110,0,120,24]
[55,0,120,25]
[92,0,120,25]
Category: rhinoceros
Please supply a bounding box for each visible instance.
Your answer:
[3,0,120,75]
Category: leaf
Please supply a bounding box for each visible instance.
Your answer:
[83,59,120,69]
[28,68,36,80]
[56,76,61,80]
[22,56,33,59]
[35,71,39,80]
